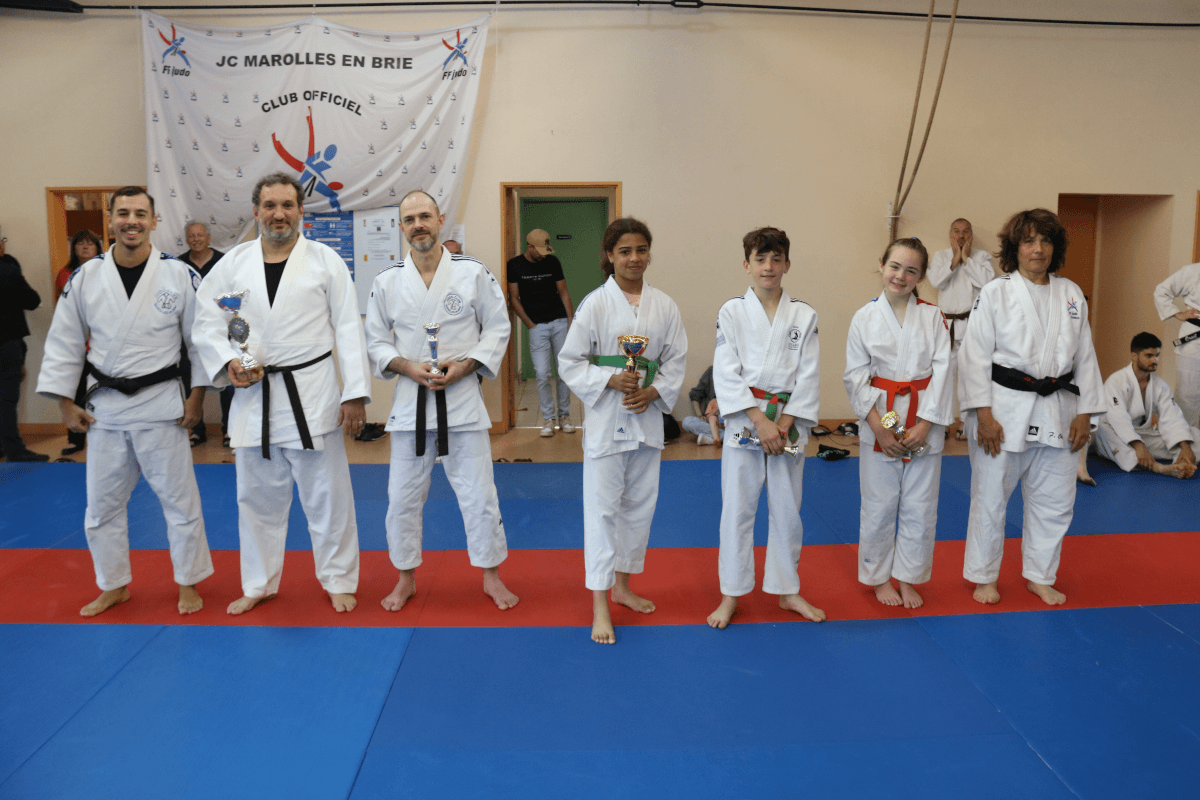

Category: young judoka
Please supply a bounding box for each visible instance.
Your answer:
[37,186,213,616]
[960,208,1106,606]
[1087,332,1198,479]
[844,237,952,609]
[558,217,687,644]
[707,227,824,629]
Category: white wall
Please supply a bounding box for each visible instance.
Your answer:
[4,2,1199,424]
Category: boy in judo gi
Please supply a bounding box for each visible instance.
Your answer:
[559,217,687,644]
[707,227,824,629]
[38,186,213,616]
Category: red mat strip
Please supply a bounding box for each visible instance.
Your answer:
[2,533,1197,628]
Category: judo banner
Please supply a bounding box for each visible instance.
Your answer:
[141,11,489,255]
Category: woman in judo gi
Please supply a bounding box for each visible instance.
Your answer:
[558,218,687,644]
[844,238,952,608]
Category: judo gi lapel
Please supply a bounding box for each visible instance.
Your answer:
[751,286,794,390]
[254,234,311,360]
[1125,365,1148,424]
[607,277,645,443]
[1011,275,1061,375]
[98,247,164,375]
[406,248,455,359]
[238,240,273,364]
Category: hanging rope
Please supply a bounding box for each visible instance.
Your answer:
[889,0,960,241]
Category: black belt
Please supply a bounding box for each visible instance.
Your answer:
[260,351,332,459]
[991,364,1079,397]
[415,384,449,457]
[83,361,182,410]
[1173,318,1200,347]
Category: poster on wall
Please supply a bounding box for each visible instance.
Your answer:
[351,207,402,312]
[141,11,489,257]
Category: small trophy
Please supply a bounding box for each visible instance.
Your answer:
[880,410,926,456]
[617,334,649,373]
[737,427,800,456]
[215,291,258,370]
[425,323,442,375]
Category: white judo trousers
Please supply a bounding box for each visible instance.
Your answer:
[583,445,660,591]
[234,430,359,598]
[385,429,507,570]
[857,445,941,586]
[718,446,804,597]
[963,423,1076,586]
[85,426,213,591]
[1093,418,1200,471]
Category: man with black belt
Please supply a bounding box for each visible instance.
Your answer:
[508,228,575,437]
[0,232,48,463]
[1153,261,1200,427]
[37,186,213,616]
[192,172,371,616]
[928,218,994,438]
[365,190,518,613]
[178,221,229,446]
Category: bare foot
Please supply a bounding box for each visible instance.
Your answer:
[592,590,615,644]
[707,595,738,629]
[483,567,519,610]
[329,592,357,613]
[1154,461,1195,479]
[80,586,130,617]
[898,581,924,609]
[178,584,203,615]
[381,570,416,612]
[1027,581,1066,605]
[610,572,655,614]
[779,593,826,622]
[873,581,902,606]
[1076,471,1096,487]
[226,594,275,615]
[973,582,1000,604]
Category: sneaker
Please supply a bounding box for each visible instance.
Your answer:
[559,416,576,434]
[697,433,715,446]
[7,449,50,463]
[540,420,555,438]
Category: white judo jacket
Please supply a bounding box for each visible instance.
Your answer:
[559,277,687,459]
[191,235,371,450]
[1153,262,1200,358]
[843,293,953,456]
[38,246,206,430]
[713,287,820,449]
[959,273,1105,451]
[1103,364,1194,449]
[364,249,510,432]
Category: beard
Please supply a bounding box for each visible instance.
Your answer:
[406,229,440,253]
[262,218,300,245]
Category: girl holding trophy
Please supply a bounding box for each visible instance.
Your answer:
[558,218,688,644]
[843,238,953,608]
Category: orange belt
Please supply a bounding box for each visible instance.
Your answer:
[869,375,931,453]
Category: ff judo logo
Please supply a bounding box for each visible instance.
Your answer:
[158,23,192,76]
[272,106,345,211]
[441,29,471,80]
[1067,298,1080,320]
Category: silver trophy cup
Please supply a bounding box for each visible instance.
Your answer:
[215,291,258,370]
[425,323,442,375]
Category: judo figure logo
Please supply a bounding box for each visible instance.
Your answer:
[271,105,345,212]
[154,289,180,314]
[442,29,470,68]
[1067,298,1080,320]
[159,24,191,67]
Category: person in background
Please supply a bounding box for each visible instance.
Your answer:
[177,221,229,447]
[56,229,103,456]
[1,231,49,463]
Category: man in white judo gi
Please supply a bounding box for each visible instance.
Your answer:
[192,172,371,615]
[38,186,213,617]
[364,190,518,613]
[960,208,1106,607]
[927,218,994,437]
[1090,332,1197,479]
[1153,261,1200,427]
[708,226,824,628]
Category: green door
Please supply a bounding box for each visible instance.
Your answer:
[515,197,609,379]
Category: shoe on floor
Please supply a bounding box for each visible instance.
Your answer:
[697,433,714,446]
[61,444,85,456]
[190,433,207,447]
[540,420,555,438]
[559,416,576,434]
[7,450,49,463]
[222,436,231,448]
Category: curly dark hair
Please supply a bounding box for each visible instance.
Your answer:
[995,208,1068,274]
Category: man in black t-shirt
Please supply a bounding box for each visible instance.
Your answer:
[507,229,575,436]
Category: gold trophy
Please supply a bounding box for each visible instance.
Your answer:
[880,410,926,456]
[737,427,800,456]
[617,334,649,374]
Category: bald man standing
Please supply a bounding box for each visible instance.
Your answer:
[507,229,575,437]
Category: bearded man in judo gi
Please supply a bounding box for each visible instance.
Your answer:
[365,190,518,613]
[960,208,1106,606]
[38,186,213,617]
[1090,332,1197,479]
[192,172,371,615]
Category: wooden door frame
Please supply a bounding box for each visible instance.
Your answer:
[46,186,122,290]
[496,182,621,431]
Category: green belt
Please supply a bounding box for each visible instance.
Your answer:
[590,355,659,389]
[751,387,799,444]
